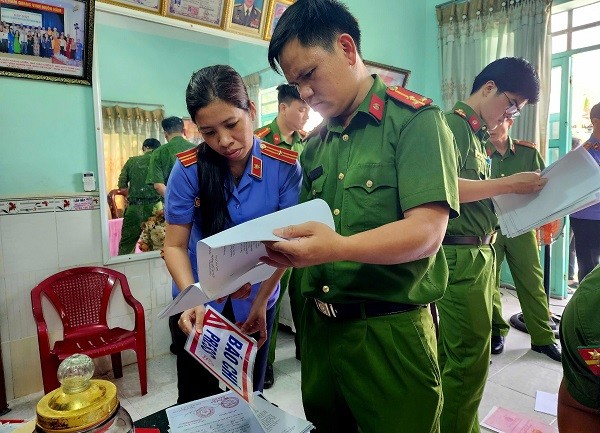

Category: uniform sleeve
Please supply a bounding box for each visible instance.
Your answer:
[278,160,302,210]
[395,107,460,218]
[164,160,198,225]
[444,113,472,170]
[534,149,545,171]
[117,159,130,189]
[145,149,163,185]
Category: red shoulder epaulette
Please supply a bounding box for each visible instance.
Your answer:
[176,147,198,167]
[260,141,298,165]
[514,139,537,149]
[255,126,271,139]
[578,347,600,376]
[386,86,432,109]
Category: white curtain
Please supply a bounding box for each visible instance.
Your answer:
[102,105,164,195]
[437,0,552,155]
[243,72,262,130]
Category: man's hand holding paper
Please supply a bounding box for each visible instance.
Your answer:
[505,171,547,194]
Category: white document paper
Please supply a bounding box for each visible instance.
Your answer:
[159,199,334,318]
[166,391,313,433]
[493,144,600,238]
[481,406,558,433]
[534,391,558,416]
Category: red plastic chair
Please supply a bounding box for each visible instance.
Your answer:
[31,267,147,395]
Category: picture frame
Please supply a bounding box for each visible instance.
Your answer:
[365,60,411,88]
[224,0,269,39]
[164,0,227,29]
[99,0,162,14]
[263,0,292,41]
[0,0,95,85]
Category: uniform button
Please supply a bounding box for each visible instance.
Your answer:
[342,134,349,141]
[338,172,345,180]
[333,208,340,216]
[366,180,373,188]
[312,189,317,196]
[500,174,505,177]
[322,285,330,293]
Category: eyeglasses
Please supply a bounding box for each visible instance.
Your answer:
[502,92,521,119]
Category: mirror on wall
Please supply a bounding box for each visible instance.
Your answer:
[94,4,283,263]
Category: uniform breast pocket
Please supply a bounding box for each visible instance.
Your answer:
[342,164,399,232]
[307,172,328,200]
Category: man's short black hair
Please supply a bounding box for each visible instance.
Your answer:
[142,138,161,150]
[590,102,600,120]
[268,0,361,74]
[277,83,303,105]
[471,57,540,104]
[161,116,184,135]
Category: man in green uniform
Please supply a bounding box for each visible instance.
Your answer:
[255,83,309,388]
[438,57,545,433]
[264,1,460,431]
[146,116,195,197]
[487,117,561,361]
[557,264,600,432]
[117,138,161,255]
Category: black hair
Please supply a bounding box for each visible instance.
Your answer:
[268,0,361,74]
[277,83,303,106]
[185,64,251,237]
[142,138,160,150]
[470,57,540,103]
[590,102,600,120]
[161,116,184,135]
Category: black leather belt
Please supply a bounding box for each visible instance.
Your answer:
[312,299,423,320]
[443,232,497,246]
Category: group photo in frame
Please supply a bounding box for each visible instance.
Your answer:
[100,0,162,14]
[263,0,292,41]
[224,0,268,38]
[164,0,227,29]
[365,60,411,88]
[0,0,94,85]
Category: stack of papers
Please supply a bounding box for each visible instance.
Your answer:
[166,391,314,433]
[159,199,334,318]
[493,144,600,238]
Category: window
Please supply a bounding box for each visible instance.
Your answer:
[551,1,600,53]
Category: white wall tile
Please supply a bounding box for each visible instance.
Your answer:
[0,217,4,276]
[150,306,172,357]
[56,209,103,267]
[10,336,43,398]
[0,276,7,343]
[150,259,172,308]
[1,213,59,274]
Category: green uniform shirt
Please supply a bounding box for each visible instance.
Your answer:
[118,152,161,204]
[255,118,306,154]
[146,135,195,186]
[487,137,545,178]
[445,101,497,236]
[560,265,600,409]
[299,76,460,305]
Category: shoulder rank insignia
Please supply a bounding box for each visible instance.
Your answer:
[260,141,298,165]
[454,108,467,119]
[255,126,271,139]
[176,146,198,167]
[578,346,600,376]
[514,139,537,149]
[386,86,432,110]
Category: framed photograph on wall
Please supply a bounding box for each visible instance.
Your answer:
[263,0,292,41]
[99,0,162,14]
[365,60,411,88]
[164,0,227,29]
[224,0,268,39]
[0,0,95,85]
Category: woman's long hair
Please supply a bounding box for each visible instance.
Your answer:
[186,65,252,237]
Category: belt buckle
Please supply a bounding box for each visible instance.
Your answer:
[314,299,336,318]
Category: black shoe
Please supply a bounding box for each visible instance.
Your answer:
[491,335,505,355]
[263,364,275,389]
[531,343,562,362]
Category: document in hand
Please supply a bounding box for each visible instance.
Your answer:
[166,390,314,433]
[492,144,600,238]
[158,199,334,318]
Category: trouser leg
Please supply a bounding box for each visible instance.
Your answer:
[267,268,292,365]
[491,234,510,337]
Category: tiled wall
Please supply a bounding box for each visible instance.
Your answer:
[0,195,173,400]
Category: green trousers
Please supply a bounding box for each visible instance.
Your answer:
[301,304,442,433]
[491,230,555,346]
[437,245,495,433]
[118,203,156,255]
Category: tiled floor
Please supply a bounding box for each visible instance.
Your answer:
[2,287,569,431]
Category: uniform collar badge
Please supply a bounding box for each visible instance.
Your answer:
[468,114,481,132]
[273,133,281,145]
[578,346,600,376]
[251,155,262,179]
[368,94,384,122]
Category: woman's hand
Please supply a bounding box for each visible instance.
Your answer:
[178,305,206,335]
[239,298,268,348]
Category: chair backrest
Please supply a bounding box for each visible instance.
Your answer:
[31,267,127,339]
[107,188,128,219]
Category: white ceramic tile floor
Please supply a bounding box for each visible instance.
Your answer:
[1,287,569,431]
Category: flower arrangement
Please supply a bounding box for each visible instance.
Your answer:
[138,208,166,252]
